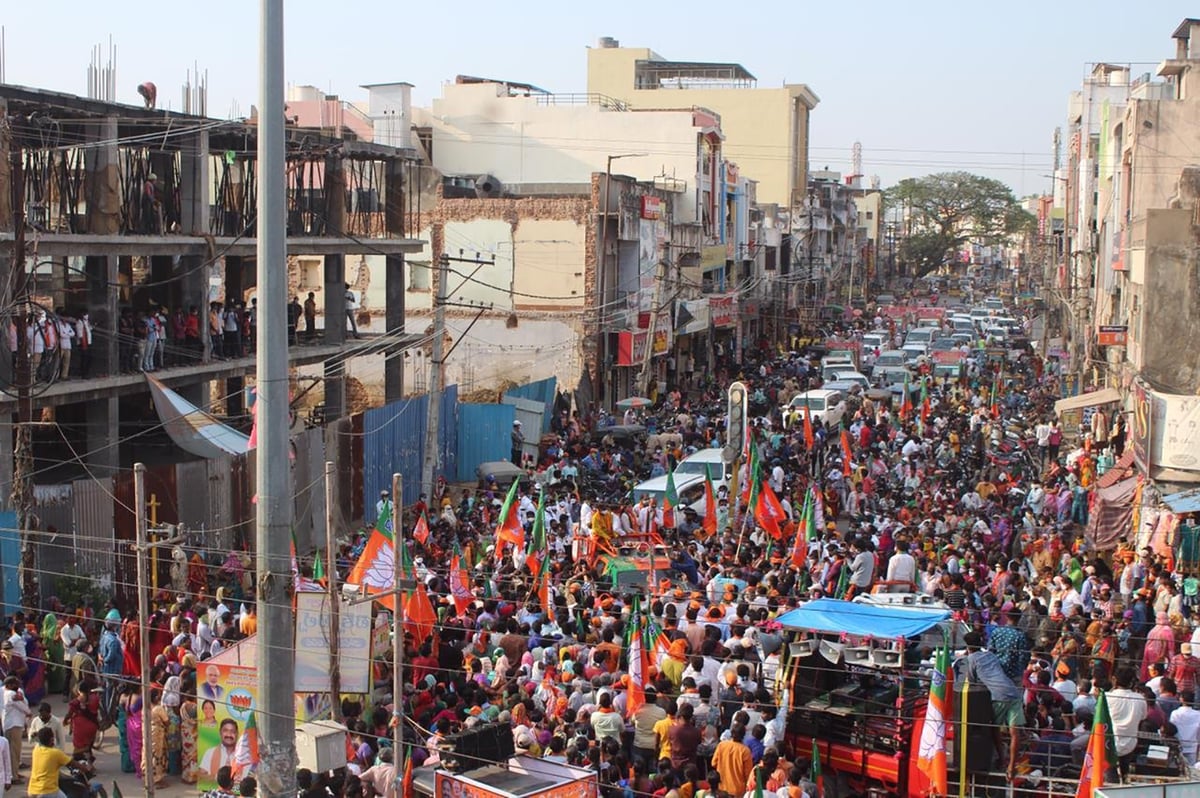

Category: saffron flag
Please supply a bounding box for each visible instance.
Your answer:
[448,547,474,616]
[703,465,718,537]
[840,428,853,477]
[900,375,913,420]
[401,750,414,798]
[231,710,261,778]
[1076,690,1116,798]
[920,379,931,423]
[790,489,812,569]
[412,514,430,545]
[403,581,437,644]
[494,480,524,551]
[346,503,408,609]
[525,489,547,575]
[741,431,759,505]
[536,551,552,612]
[754,481,787,540]
[802,404,815,450]
[662,470,679,530]
[625,621,648,719]
[916,646,950,796]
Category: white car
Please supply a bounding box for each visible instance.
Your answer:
[781,389,847,429]
[673,447,732,490]
[826,369,870,391]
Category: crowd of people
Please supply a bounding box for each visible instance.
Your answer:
[2,291,1199,798]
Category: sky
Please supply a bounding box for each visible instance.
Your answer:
[2,0,1195,195]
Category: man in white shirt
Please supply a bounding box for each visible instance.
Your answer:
[1107,668,1149,773]
[885,540,917,587]
[1172,689,1200,765]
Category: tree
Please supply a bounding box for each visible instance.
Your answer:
[885,172,1035,277]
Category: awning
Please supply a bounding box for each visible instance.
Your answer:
[1085,477,1138,551]
[1096,449,1137,489]
[146,374,250,459]
[776,598,949,638]
[1054,386,1121,415]
[1162,487,1200,514]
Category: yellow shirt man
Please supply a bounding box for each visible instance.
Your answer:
[29,739,72,796]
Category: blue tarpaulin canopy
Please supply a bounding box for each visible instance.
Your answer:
[776,598,950,639]
[1163,487,1200,515]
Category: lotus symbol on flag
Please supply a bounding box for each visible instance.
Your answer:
[361,542,395,591]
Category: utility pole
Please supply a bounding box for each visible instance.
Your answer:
[420,255,449,501]
[636,258,670,397]
[255,0,298,794]
[324,460,342,722]
[133,464,185,798]
[134,463,154,798]
[8,146,36,609]
[391,472,404,792]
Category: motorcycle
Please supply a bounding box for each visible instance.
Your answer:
[61,759,107,798]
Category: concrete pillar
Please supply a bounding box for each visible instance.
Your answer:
[86,255,119,376]
[227,376,245,418]
[324,254,346,345]
[85,398,119,473]
[181,254,210,364]
[224,256,245,363]
[384,254,406,402]
[324,361,345,423]
[323,153,347,346]
[179,131,210,236]
[86,117,121,236]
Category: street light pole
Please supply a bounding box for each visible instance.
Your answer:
[255,0,297,794]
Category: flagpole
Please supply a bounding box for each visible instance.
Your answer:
[391,472,405,787]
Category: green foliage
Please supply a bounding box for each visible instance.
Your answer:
[884,171,1036,277]
[52,574,111,614]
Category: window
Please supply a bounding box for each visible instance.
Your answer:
[409,260,430,291]
[866,211,874,220]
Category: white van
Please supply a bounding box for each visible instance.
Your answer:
[673,448,732,489]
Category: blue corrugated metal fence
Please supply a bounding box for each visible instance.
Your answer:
[503,377,557,433]
[361,386,460,521]
[456,403,517,481]
[0,511,19,617]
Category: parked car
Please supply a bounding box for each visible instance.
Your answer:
[588,424,647,448]
[476,461,530,489]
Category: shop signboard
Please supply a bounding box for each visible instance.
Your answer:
[1132,380,1152,471]
[1097,325,1128,346]
[710,294,738,328]
[1152,389,1200,471]
[640,196,662,220]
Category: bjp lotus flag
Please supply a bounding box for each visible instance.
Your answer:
[448,545,474,616]
[494,480,524,551]
[790,489,811,569]
[1076,691,1116,798]
[754,481,787,540]
[916,646,949,795]
[412,514,430,545]
[625,622,648,719]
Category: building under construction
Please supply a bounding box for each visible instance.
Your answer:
[0,83,424,604]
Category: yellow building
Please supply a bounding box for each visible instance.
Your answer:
[586,38,819,209]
